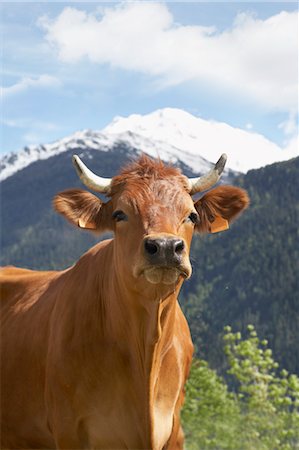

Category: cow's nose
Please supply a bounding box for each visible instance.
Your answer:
[144,237,185,265]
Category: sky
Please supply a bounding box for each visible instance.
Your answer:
[1,1,298,159]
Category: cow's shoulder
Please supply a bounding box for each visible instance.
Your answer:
[0,265,55,279]
[0,266,58,307]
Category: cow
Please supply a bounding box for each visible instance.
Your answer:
[0,154,249,449]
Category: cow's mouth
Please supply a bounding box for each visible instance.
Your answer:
[142,266,190,285]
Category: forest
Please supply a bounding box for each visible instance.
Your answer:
[181,156,299,377]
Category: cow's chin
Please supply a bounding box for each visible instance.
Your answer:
[143,267,181,285]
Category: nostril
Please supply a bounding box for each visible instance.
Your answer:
[175,240,185,254]
[145,240,159,255]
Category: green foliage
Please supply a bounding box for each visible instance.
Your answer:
[182,325,299,450]
[182,360,239,449]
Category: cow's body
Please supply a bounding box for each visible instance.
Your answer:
[1,155,248,449]
[1,240,192,449]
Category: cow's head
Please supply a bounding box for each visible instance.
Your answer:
[54,155,248,292]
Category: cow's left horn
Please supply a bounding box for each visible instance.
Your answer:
[188,153,227,195]
[72,155,112,194]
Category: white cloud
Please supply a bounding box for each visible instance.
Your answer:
[2,117,61,131]
[2,117,62,150]
[1,74,61,97]
[39,3,298,113]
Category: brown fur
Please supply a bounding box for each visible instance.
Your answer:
[195,185,250,233]
[111,154,189,193]
[1,155,249,449]
[53,189,112,231]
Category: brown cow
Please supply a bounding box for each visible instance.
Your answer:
[0,154,249,449]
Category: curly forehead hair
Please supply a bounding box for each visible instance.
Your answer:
[110,154,190,196]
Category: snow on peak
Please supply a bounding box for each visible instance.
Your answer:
[1,107,297,182]
[0,129,119,182]
[0,124,212,182]
[0,109,221,182]
[103,107,297,172]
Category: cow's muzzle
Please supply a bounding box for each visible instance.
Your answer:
[144,236,185,266]
[140,234,191,285]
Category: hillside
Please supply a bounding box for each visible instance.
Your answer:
[181,156,299,375]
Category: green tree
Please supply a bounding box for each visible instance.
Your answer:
[182,325,299,450]
[182,359,240,449]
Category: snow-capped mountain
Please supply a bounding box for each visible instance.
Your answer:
[1,107,296,181]
[0,127,213,182]
[103,108,297,172]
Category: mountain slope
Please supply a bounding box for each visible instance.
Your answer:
[103,108,297,172]
[2,107,296,181]
[181,156,299,375]
[0,128,212,182]
[0,109,229,182]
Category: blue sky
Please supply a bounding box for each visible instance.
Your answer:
[1,1,298,155]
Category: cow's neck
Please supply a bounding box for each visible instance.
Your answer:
[105,266,181,445]
[67,241,183,446]
[70,242,181,369]
[107,264,180,373]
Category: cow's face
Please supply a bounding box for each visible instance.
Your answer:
[109,171,195,287]
[54,156,249,291]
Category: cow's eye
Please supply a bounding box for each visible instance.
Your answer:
[112,210,128,222]
[186,212,199,224]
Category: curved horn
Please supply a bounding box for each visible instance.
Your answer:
[188,153,227,195]
[72,155,112,194]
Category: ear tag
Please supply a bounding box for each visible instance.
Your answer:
[210,216,229,233]
[78,218,97,229]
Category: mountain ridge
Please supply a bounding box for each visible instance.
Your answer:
[0,128,217,182]
[1,107,296,181]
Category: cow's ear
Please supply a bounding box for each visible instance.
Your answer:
[53,189,112,232]
[194,186,249,233]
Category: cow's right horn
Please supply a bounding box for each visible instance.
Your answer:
[72,155,112,194]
